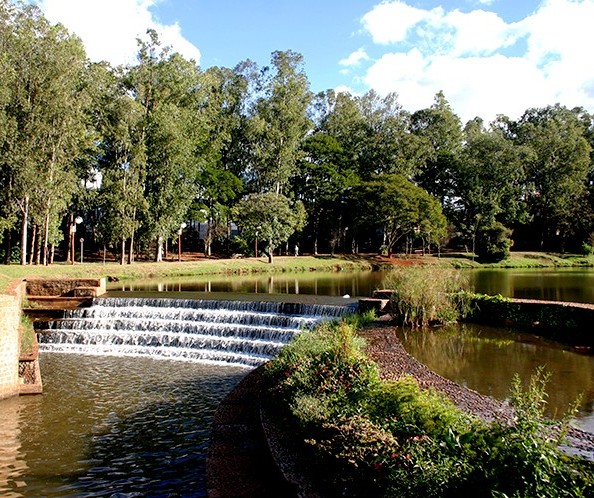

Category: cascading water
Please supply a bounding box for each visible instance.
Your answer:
[36,297,356,368]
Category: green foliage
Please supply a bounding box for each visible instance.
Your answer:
[267,319,594,497]
[266,320,380,412]
[476,221,512,263]
[382,266,470,325]
[233,192,306,263]
[19,312,35,356]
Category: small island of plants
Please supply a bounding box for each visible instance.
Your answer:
[265,316,594,497]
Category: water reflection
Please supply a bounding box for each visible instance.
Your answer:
[0,397,27,497]
[396,323,594,431]
[467,268,594,304]
[0,354,244,497]
[108,271,387,298]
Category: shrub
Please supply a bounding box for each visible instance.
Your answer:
[266,320,380,410]
[381,266,470,326]
[476,222,512,263]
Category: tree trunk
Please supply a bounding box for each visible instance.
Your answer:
[50,244,55,264]
[156,236,164,262]
[29,225,36,265]
[42,206,51,266]
[4,229,11,265]
[20,196,29,265]
[120,239,126,265]
[128,232,135,264]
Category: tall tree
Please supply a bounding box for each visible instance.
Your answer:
[0,1,92,265]
[516,104,592,250]
[455,124,533,258]
[249,50,312,194]
[127,31,203,262]
[411,91,463,211]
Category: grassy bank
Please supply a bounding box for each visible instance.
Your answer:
[434,251,594,269]
[0,255,377,294]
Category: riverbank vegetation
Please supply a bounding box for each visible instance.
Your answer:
[265,319,594,496]
[2,2,594,268]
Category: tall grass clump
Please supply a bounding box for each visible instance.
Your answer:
[381,266,469,326]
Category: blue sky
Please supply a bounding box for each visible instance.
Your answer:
[35,0,594,123]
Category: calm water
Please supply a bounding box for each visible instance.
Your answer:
[108,267,594,304]
[107,270,387,298]
[468,267,594,304]
[396,323,594,432]
[0,354,245,497]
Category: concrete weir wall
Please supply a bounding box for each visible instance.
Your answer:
[0,282,25,400]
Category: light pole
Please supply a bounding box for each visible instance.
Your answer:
[178,222,187,262]
[79,238,84,263]
[70,216,83,264]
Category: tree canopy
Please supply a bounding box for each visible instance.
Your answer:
[1,2,594,264]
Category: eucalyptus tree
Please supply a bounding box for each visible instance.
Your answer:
[515,104,592,250]
[0,1,93,265]
[232,192,306,263]
[292,133,357,254]
[249,50,312,194]
[355,90,428,179]
[126,31,205,262]
[92,63,147,264]
[411,91,463,212]
[189,65,246,256]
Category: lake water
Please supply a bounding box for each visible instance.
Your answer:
[0,354,245,497]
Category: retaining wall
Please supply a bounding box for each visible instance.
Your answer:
[0,281,25,400]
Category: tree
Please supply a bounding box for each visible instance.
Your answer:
[355,174,447,256]
[411,91,463,211]
[127,31,204,262]
[0,1,93,265]
[249,50,312,194]
[454,124,533,258]
[516,105,592,250]
[293,133,357,254]
[233,192,306,263]
[93,63,147,264]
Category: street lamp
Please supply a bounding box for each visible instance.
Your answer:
[178,222,187,262]
[70,216,83,264]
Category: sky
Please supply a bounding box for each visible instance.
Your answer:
[33,0,594,124]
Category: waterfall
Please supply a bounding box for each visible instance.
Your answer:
[36,297,356,368]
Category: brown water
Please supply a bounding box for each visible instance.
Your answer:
[396,323,594,432]
[0,354,245,497]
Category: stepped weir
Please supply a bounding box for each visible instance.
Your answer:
[35,297,357,368]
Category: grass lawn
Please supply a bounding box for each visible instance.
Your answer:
[0,255,378,294]
[2,251,593,295]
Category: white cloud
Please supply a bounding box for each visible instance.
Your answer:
[357,0,594,123]
[339,48,370,67]
[35,0,201,66]
[362,1,442,45]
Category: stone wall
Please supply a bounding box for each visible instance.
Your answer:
[26,277,106,297]
[0,281,25,400]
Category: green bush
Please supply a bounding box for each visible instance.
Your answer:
[476,222,512,263]
[266,320,380,411]
[381,266,470,325]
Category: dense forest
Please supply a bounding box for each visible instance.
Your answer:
[1,1,593,265]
